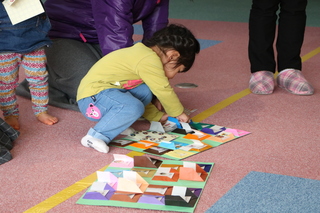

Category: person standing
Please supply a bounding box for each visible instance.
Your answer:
[0,2,58,130]
[248,0,314,95]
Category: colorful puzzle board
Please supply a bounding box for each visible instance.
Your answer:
[76,155,214,212]
[109,122,250,160]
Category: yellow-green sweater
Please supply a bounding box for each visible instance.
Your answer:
[77,43,184,121]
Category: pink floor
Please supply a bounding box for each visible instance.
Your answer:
[1,19,319,213]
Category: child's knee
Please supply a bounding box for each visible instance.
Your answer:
[127,101,145,118]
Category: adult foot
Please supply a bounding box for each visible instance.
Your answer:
[249,71,275,95]
[277,69,314,95]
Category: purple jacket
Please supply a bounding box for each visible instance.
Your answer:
[44,0,169,55]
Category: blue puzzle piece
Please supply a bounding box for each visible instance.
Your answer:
[168,117,182,129]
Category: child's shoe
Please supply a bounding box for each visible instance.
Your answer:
[81,135,109,153]
[120,127,135,135]
[277,69,314,95]
[249,71,275,94]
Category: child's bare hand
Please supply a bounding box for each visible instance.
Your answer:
[175,112,190,123]
[159,113,169,124]
[152,98,164,111]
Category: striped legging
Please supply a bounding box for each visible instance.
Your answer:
[0,48,49,118]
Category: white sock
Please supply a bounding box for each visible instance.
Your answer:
[81,135,109,153]
[120,127,135,135]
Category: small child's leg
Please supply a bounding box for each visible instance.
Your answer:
[22,49,59,125]
[0,53,21,130]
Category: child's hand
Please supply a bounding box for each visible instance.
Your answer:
[152,98,164,111]
[159,113,169,124]
[176,112,190,123]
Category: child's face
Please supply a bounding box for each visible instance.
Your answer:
[160,49,185,79]
[164,63,185,79]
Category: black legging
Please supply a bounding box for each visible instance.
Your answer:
[248,0,307,73]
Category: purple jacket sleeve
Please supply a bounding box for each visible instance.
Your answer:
[141,0,169,43]
[91,0,169,56]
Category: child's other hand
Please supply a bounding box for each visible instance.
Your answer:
[152,98,164,111]
[176,113,190,123]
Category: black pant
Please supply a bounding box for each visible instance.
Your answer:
[248,0,307,73]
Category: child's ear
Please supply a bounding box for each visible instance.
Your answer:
[167,50,180,61]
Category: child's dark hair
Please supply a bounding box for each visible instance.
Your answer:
[144,24,200,72]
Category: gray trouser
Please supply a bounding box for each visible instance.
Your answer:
[16,38,103,111]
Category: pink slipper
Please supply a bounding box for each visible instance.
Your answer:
[249,71,275,95]
[277,69,314,95]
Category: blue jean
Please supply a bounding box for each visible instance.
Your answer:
[78,84,153,143]
[0,7,51,54]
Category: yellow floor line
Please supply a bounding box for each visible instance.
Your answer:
[24,47,320,213]
[191,88,251,122]
[301,47,320,62]
[191,46,320,122]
